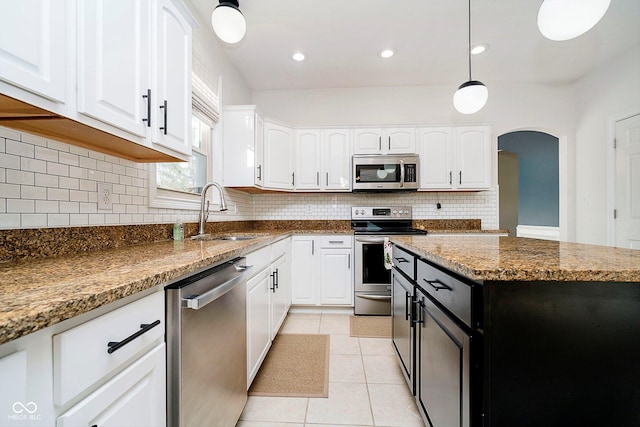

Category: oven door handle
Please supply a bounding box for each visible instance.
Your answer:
[355,237,385,243]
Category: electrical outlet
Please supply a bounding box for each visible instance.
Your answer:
[97,183,113,210]
[306,204,313,214]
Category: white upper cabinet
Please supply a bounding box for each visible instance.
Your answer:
[295,129,322,190]
[418,125,491,191]
[264,121,295,190]
[152,0,192,156]
[77,0,150,138]
[418,127,455,189]
[222,106,263,187]
[0,0,67,108]
[456,126,491,189]
[323,129,351,191]
[353,128,416,155]
[294,128,352,191]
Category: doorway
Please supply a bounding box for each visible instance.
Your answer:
[498,131,560,239]
[614,114,640,249]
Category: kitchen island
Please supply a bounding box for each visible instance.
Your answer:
[390,235,640,427]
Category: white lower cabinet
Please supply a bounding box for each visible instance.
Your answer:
[56,343,165,427]
[246,267,272,388]
[291,235,353,306]
[246,238,292,387]
[0,290,165,427]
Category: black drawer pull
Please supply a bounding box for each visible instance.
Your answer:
[394,257,410,263]
[107,320,161,354]
[423,278,452,291]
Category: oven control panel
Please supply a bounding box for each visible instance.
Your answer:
[351,206,412,220]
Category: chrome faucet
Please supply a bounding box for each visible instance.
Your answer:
[197,182,228,236]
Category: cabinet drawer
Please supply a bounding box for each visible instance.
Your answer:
[57,343,166,427]
[271,238,289,260]
[417,259,471,327]
[53,292,164,406]
[246,245,271,276]
[319,235,353,248]
[393,245,416,280]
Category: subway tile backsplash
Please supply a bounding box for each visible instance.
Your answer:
[0,127,498,230]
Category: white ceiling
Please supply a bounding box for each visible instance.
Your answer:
[189,0,640,91]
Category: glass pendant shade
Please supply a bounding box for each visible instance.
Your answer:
[211,1,246,44]
[537,0,611,41]
[453,80,488,115]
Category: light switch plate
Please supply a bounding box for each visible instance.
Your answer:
[97,183,113,210]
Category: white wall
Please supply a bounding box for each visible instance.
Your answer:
[573,46,640,246]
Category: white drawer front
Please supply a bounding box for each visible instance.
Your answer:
[246,245,271,276]
[271,238,289,260]
[53,292,164,406]
[57,343,166,427]
[319,235,353,248]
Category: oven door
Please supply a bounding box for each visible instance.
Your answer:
[354,236,391,292]
[354,235,392,315]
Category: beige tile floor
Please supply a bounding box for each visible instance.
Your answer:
[236,313,426,427]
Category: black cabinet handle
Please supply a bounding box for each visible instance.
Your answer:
[316,171,319,186]
[423,278,452,291]
[459,171,462,185]
[274,268,279,289]
[142,89,151,127]
[394,256,410,264]
[412,298,425,325]
[449,171,452,185]
[378,136,381,151]
[326,172,329,186]
[388,136,391,150]
[292,172,295,186]
[257,165,262,180]
[107,320,161,354]
[159,100,168,135]
[405,292,411,321]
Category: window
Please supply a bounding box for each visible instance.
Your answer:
[156,116,212,195]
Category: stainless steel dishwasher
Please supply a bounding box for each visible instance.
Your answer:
[166,257,251,427]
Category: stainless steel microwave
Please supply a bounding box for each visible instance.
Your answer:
[352,154,419,191]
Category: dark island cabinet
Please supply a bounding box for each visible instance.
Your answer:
[482,280,640,427]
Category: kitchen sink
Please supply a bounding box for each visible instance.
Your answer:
[216,236,256,241]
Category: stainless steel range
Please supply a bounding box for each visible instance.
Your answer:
[352,206,427,315]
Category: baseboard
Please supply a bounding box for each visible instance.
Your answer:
[516,225,560,241]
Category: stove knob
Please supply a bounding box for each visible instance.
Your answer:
[360,209,365,215]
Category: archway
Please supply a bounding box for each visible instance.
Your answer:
[498,131,560,239]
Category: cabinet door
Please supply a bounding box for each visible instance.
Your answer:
[270,255,290,340]
[246,268,272,387]
[323,129,352,191]
[319,248,353,305]
[264,121,294,190]
[384,128,416,154]
[152,0,192,156]
[418,127,455,189]
[77,0,150,137]
[290,237,317,305]
[254,113,264,186]
[353,128,383,154]
[57,344,166,427]
[295,129,321,190]
[0,0,66,103]
[456,126,491,190]
[223,108,261,187]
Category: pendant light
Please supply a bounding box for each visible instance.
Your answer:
[211,0,246,44]
[453,0,488,115]
[537,0,611,41]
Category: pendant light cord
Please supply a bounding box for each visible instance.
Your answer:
[467,0,472,81]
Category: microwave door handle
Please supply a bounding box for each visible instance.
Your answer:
[400,159,405,187]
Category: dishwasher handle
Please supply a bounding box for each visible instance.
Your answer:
[182,261,252,310]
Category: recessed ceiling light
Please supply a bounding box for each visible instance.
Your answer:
[378,48,396,59]
[470,43,489,55]
[292,52,305,62]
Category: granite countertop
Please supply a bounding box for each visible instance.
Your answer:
[391,235,640,282]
